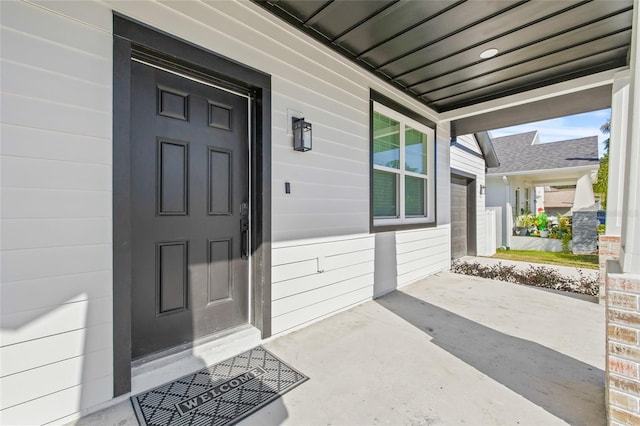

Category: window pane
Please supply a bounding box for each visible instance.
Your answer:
[373,112,400,169]
[405,126,427,174]
[405,176,425,216]
[373,170,397,217]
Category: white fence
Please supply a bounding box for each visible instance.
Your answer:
[485,209,497,256]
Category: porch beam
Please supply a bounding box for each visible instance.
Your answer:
[450,84,613,136]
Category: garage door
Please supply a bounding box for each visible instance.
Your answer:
[451,177,468,259]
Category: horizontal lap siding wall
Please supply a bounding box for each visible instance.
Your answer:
[1,0,448,422]
[271,235,375,335]
[1,1,113,424]
[451,134,487,256]
[395,226,450,288]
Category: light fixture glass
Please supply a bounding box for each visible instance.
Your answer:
[480,48,499,59]
[292,117,312,152]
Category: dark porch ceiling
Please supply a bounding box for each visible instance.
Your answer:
[255,0,633,113]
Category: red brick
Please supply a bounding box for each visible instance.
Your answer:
[610,407,640,425]
[610,356,640,378]
[610,390,640,412]
[601,235,622,243]
[610,375,640,395]
[610,325,639,344]
[608,276,640,293]
[610,292,640,310]
[609,309,640,327]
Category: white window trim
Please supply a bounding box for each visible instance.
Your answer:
[373,102,435,227]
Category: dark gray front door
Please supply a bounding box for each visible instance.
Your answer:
[451,177,468,259]
[131,60,250,359]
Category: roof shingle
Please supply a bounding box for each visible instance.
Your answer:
[486,131,599,175]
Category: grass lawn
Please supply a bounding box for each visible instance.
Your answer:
[490,249,599,270]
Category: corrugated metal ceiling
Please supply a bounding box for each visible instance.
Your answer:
[255,0,633,113]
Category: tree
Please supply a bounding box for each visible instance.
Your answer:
[593,118,610,209]
[600,120,610,153]
[593,152,609,210]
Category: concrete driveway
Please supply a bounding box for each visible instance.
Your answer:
[245,272,606,426]
[74,272,605,426]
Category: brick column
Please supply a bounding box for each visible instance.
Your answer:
[600,235,622,303]
[606,263,640,424]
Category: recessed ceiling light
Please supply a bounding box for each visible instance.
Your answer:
[480,48,499,59]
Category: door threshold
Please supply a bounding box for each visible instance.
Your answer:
[131,324,261,395]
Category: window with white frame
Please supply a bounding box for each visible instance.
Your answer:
[372,101,435,228]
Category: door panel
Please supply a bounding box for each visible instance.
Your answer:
[131,61,249,359]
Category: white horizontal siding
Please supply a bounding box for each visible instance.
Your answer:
[0,322,112,377]
[1,124,111,165]
[1,348,112,410]
[1,245,111,283]
[1,270,112,315]
[0,24,111,86]
[451,134,488,256]
[1,218,111,250]
[1,297,111,347]
[271,235,375,335]
[1,156,111,191]
[395,227,450,286]
[0,1,113,423]
[455,133,482,153]
[0,375,113,426]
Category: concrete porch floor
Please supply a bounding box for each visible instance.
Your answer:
[73,272,605,426]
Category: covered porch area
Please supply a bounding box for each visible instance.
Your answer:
[75,272,605,426]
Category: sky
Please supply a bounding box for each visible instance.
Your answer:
[488,108,611,158]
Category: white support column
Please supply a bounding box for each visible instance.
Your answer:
[607,71,630,237]
[620,2,640,274]
[573,172,596,211]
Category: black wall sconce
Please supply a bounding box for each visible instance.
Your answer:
[292,117,312,152]
[479,184,486,195]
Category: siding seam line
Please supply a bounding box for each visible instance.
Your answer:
[3,91,111,115]
[0,23,111,60]
[1,57,112,88]
[0,345,113,380]
[0,318,113,351]
[1,153,113,167]
[0,371,113,412]
[273,271,374,300]
[0,122,111,141]
[1,268,112,284]
[272,284,372,319]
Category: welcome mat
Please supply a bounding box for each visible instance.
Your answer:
[131,346,308,426]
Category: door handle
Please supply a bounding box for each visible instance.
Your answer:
[240,201,249,260]
[241,219,249,260]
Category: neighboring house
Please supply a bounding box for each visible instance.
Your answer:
[0,1,637,425]
[485,131,599,247]
[450,133,499,259]
[544,187,576,217]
